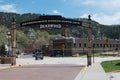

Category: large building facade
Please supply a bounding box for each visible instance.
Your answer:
[52,38,120,56]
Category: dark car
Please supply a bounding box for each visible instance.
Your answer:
[34,51,44,60]
[54,50,63,57]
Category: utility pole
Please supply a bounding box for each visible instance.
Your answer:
[87,15,92,66]
[11,18,16,65]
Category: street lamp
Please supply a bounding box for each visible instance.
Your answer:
[7,31,11,57]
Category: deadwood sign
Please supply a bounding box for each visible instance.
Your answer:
[20,15,82,28]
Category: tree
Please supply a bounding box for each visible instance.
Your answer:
[0,43,7,56]
[0,25,8,45]
[16,30,33,51]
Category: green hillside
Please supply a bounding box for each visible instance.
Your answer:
[0,12,120,51]
[0,12,119,39]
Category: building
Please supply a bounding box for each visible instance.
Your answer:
[52,38,120,56]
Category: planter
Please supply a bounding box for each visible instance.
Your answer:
[0,57,12,64]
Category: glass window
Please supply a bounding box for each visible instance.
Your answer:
[100,44,102,48]
[84,43,86,47]
[79,43,81,47]
[74,43,76,47]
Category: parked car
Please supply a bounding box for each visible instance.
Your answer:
[34,51,44,60]
[54,50,63,57]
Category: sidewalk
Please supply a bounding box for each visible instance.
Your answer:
[75,63,110,80]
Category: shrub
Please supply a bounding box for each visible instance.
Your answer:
[0,43,7,57]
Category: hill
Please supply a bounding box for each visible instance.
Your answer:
[0,12,120,39]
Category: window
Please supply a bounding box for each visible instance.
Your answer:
[103,44,105,48]
[116,44,118,48]
[110,44,112,48]
[113,44,115,47]
[84,43,86,47]
[67,43,71,48]
[79,43,81,47]
[97,44,99,48]
[93,44,95,48]
[100,44,102,48]
[74,43,76,47]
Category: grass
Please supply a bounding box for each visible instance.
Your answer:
[93,53,101,57]
[101,60,120,72]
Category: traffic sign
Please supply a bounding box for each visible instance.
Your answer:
[105,38,109,43]
[61,44,65,51]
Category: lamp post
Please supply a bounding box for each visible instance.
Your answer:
[7,31,11,57]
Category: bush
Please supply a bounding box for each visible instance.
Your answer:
[0,43,7,57]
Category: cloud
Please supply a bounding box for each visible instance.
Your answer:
[32,1,36,4]
[52,10,62,15]
[81,12,120,25]
[70,0,120,11]
[92,12,120,25]
[80,0,120,25]
[80,13,89,18]
[82,0,95,5]
[63,0,67,2]
[82,0,120,10]
[0,4,17,12]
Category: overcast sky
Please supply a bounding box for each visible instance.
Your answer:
[0,0,120,25]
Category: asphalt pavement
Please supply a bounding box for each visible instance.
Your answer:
[0,64,84,80]
[0,55,120,80]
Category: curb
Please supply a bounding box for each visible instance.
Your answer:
[108,70,120,73]
[81,65,88,73]
[74,65,88,80]
[0,62,29,70]
[16,62,29,67]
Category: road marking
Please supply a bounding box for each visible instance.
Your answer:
[74,66,88,80]
[16,62,29,66]
[0,66,9,69]
[0,62,29,70]
[81,65,88,73]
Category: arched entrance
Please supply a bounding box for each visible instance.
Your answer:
[20,15,92,66]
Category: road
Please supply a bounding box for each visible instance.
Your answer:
[17,55,120,80]
[0,64,83,80]
[0,54,120,80]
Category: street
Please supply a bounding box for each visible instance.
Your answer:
[0,64,83,80]
[17,55,120,80]
[0,54,120,80]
